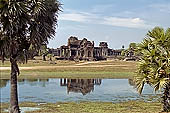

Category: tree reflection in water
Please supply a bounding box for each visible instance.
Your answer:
[60,78,102,95]
[0,79,50,88]
[0,79,9,88]
[128,78,136,87]
[26,79,49,87]
[0,79,135,91]
[39,79,49,87]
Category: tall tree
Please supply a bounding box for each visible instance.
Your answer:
[0,0,61,113]
[129,43,137,50]
[135,27,170,112]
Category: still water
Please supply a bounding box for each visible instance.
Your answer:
[0,79,159,103]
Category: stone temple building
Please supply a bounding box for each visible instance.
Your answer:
[52,36,122,61]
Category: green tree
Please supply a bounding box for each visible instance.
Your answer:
[47,53,53,61]
[41,45,49,61]
[0,0,61,112]
[129,43,137,50]
[135,27,170,112]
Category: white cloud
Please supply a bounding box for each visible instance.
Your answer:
[149,4,170,13]
[59,9,153,29]
[59,10,99,23]
[102,17,152,29]
[59,13,87,22]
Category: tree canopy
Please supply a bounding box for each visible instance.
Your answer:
[0,0,61,112]
[135,27,170,111]
[0,0,61,62]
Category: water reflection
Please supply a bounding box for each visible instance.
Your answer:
[128,78,136,86]
[0,79,9,88]
[60,78,102,95]
[0,78,133,89]
[0,78,158,103]
[0,78,102,94]
[24,79,49,87]
[18,79,25,82]
[0,79,50,88]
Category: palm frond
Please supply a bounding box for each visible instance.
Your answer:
[153,78,169,92]
[135,27,170,96]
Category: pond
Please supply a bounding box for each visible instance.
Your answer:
[0,78,159,103]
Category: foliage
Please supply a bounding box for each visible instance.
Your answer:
[121,43,138,57]
[129,43,137,50]
[121,49,127,56]
[135,27,170,111]
[47,53,53,61]
[39,44,48,56]
[0,0,61,62]
[0,0,61,112]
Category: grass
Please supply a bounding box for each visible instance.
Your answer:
[0,60,165,113]
[0,60,137,79]
[0,59,80,67]
[0,71,134,79]
[0,101,164,113]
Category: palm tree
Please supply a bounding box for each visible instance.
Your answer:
[0,0,61,113]
[135,27,170,112]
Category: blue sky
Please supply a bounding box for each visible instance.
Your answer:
[48,0,170,49]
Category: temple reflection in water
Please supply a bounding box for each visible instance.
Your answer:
[60,78,102,95]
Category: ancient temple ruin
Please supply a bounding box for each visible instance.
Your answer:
[52,36,122,61]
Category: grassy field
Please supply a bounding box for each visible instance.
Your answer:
[0,60,137,79]
[0,60,166,113]
[0,59,79,67]
[0,101,164,113]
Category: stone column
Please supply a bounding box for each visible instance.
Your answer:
[76,50,79,57]
[91,49,93,58]
[60,48,62,57]
[70,50,72,56]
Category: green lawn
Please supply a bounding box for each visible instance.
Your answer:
[0,101,164,113]
[0,59,79,67]
[0,60,137,79]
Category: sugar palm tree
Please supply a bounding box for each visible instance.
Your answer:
[0,0,61,113]
[135,27,170,112]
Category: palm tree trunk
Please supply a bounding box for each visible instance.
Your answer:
[162,83,170,112]
[9,58,20,113]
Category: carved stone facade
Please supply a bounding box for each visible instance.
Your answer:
[53,36,122,61]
